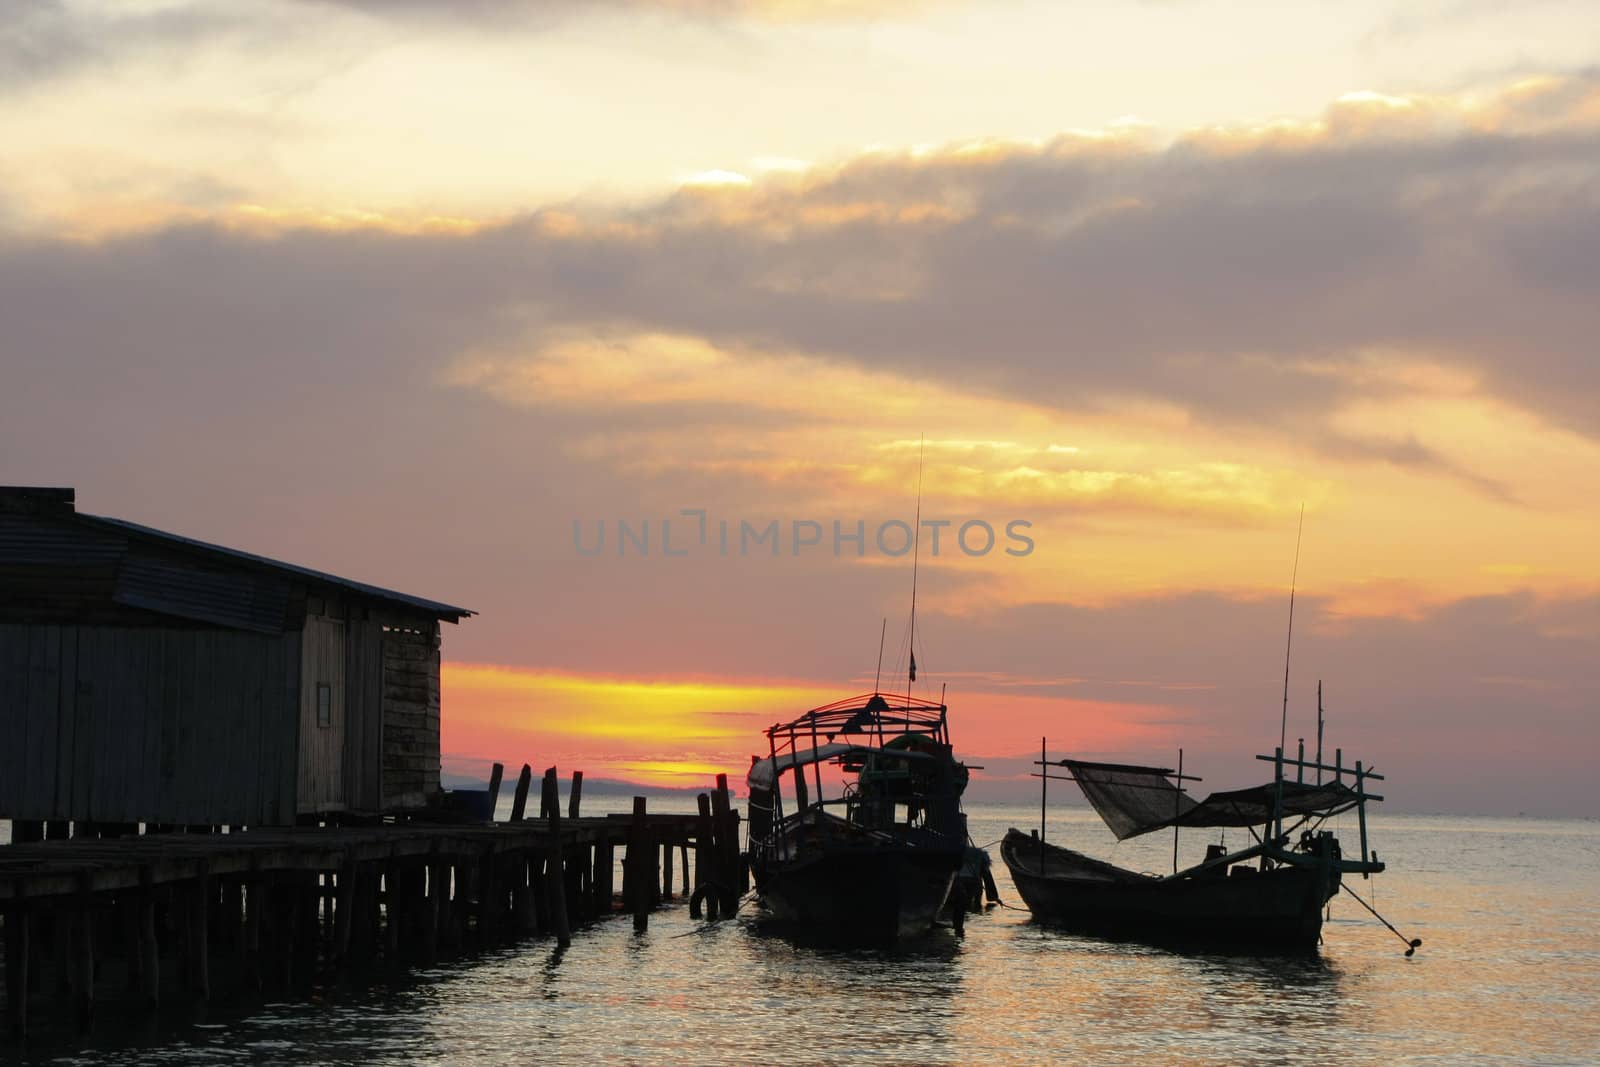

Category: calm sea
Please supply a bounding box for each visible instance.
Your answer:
[8,803,1599,1065]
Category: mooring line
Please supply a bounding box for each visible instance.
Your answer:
[1341,883,1422,956]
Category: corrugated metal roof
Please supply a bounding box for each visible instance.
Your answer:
[0,512,126,565]
[81,514,473,622]
[114,552,291,634]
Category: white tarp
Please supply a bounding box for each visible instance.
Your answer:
[747,742,860,790]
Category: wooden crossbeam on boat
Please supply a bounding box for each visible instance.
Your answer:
[1255,752,1384,781]
[1158,839,1273,882]
[1010,718,1404,952]
[1029,772,1201,789]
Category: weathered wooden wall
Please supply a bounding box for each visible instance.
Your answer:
[0,623,299,825]
[295,614,346,813]
[380,624,440,810]
[343,617,385,812]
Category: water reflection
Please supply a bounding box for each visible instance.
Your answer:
[8,810,1599,1065]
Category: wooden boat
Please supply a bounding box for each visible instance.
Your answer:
[745,692,971,942]
[1003,745,1388,952]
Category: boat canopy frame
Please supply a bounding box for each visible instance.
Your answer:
[1033,742,1387,878]
[748,691,955,862]
[763,691,950,751]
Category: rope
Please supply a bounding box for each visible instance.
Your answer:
[1340,883,1421,955]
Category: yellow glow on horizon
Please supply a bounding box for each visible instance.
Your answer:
[440,662,1192,787]
[443,662,842,745]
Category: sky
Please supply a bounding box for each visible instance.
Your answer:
[2,0,1596,815]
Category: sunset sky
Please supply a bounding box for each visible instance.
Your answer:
[3,1,1595,814]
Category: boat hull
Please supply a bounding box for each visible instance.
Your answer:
[1001,831,1339,951]
[753,843,964,942]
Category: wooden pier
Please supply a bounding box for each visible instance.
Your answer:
[0,769,747,1040]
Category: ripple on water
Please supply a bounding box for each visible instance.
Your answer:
[8,810,1599,1066]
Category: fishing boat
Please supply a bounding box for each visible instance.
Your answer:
[745,691,972,942]
[1002,740,1393,951]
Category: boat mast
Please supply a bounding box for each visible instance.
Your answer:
[1039,736,1047,853]
[874,617,889,746]
[907,435,925,708]
[1272,503,1305,854]
[1278,503,1305,757]
[1315,680,1325,786]
[874,617,887,694]
[1173,747,1183,874]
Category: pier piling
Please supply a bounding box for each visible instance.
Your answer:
[630,796,650,932]
[542,768,572,948]
[0,769,721,1042]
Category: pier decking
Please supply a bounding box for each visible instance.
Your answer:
[0,769,747,1039]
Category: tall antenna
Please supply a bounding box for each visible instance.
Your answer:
[907,434,925,702]
[1279,503,1305,755]
[873,617,887,693]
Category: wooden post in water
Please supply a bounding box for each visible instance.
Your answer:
[486,762,505,823]
[680,844,691,897]
[510,764,533,822]
[424,851,446,962]
[277,874,297,991]
[476,849,498,944]
[693,793,715,919]
[5,906,31,1038]
[121,883,142,991]
[594,840,615,915]
[383,860,401,963]
[568,771,584,819]
[563,773,586,912]
[513,856,537,934]
[138,866,162,1004]
[662,840,674,899]
[295,872,318,988]
[630,797,650,932]
[712,774,740,911]
[735,811,748,894]
[582,846,596,921]
[242,866,265,992]
[356,863,378,958]
[543,768,571,947]
[220,878,242,957]
[334,853,356,970]
[188,866,210,1002]
[456,858,474,945]
[69,897,94,1030]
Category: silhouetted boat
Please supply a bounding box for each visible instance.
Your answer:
[745,692,971,942]
[1003,744,1388,951]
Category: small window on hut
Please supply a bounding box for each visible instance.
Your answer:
[316,683,332,728]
